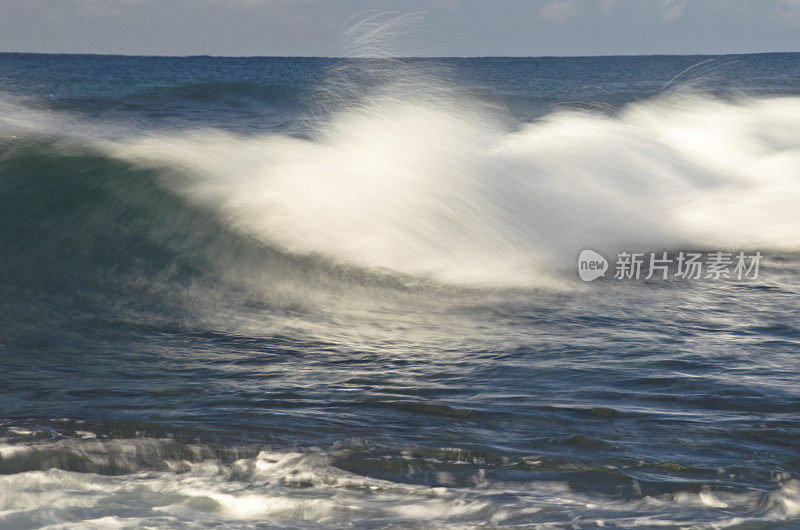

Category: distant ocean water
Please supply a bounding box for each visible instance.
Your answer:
[1,52,800,528]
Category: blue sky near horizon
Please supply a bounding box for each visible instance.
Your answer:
[1,0,799,57]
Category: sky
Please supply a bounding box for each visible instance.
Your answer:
[0,0,799,57]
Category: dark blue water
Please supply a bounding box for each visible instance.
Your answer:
[1,53,800,528]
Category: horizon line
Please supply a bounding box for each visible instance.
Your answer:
[1,50,799,60]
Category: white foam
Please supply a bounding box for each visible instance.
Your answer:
[39,516,145,529]
[1,439,799,527]
[7,428,33,436]
[112,91,800,287]
[767,480,800,518]
[0,445,31,458]
[74,430,97,439]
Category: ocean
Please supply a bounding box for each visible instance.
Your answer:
[1,52,800,528]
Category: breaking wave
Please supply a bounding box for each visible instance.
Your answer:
[2,77,800,290]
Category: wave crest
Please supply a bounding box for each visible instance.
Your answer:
[115,91,800,285]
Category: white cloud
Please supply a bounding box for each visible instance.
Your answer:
[539,0,578,24]
[661,0,688,20]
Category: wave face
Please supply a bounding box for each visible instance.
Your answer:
[3,84,800,287]
[2,53,800,528]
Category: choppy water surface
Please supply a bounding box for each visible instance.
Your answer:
[1,53,800,528]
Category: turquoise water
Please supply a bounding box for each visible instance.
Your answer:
[1,53,800,528]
